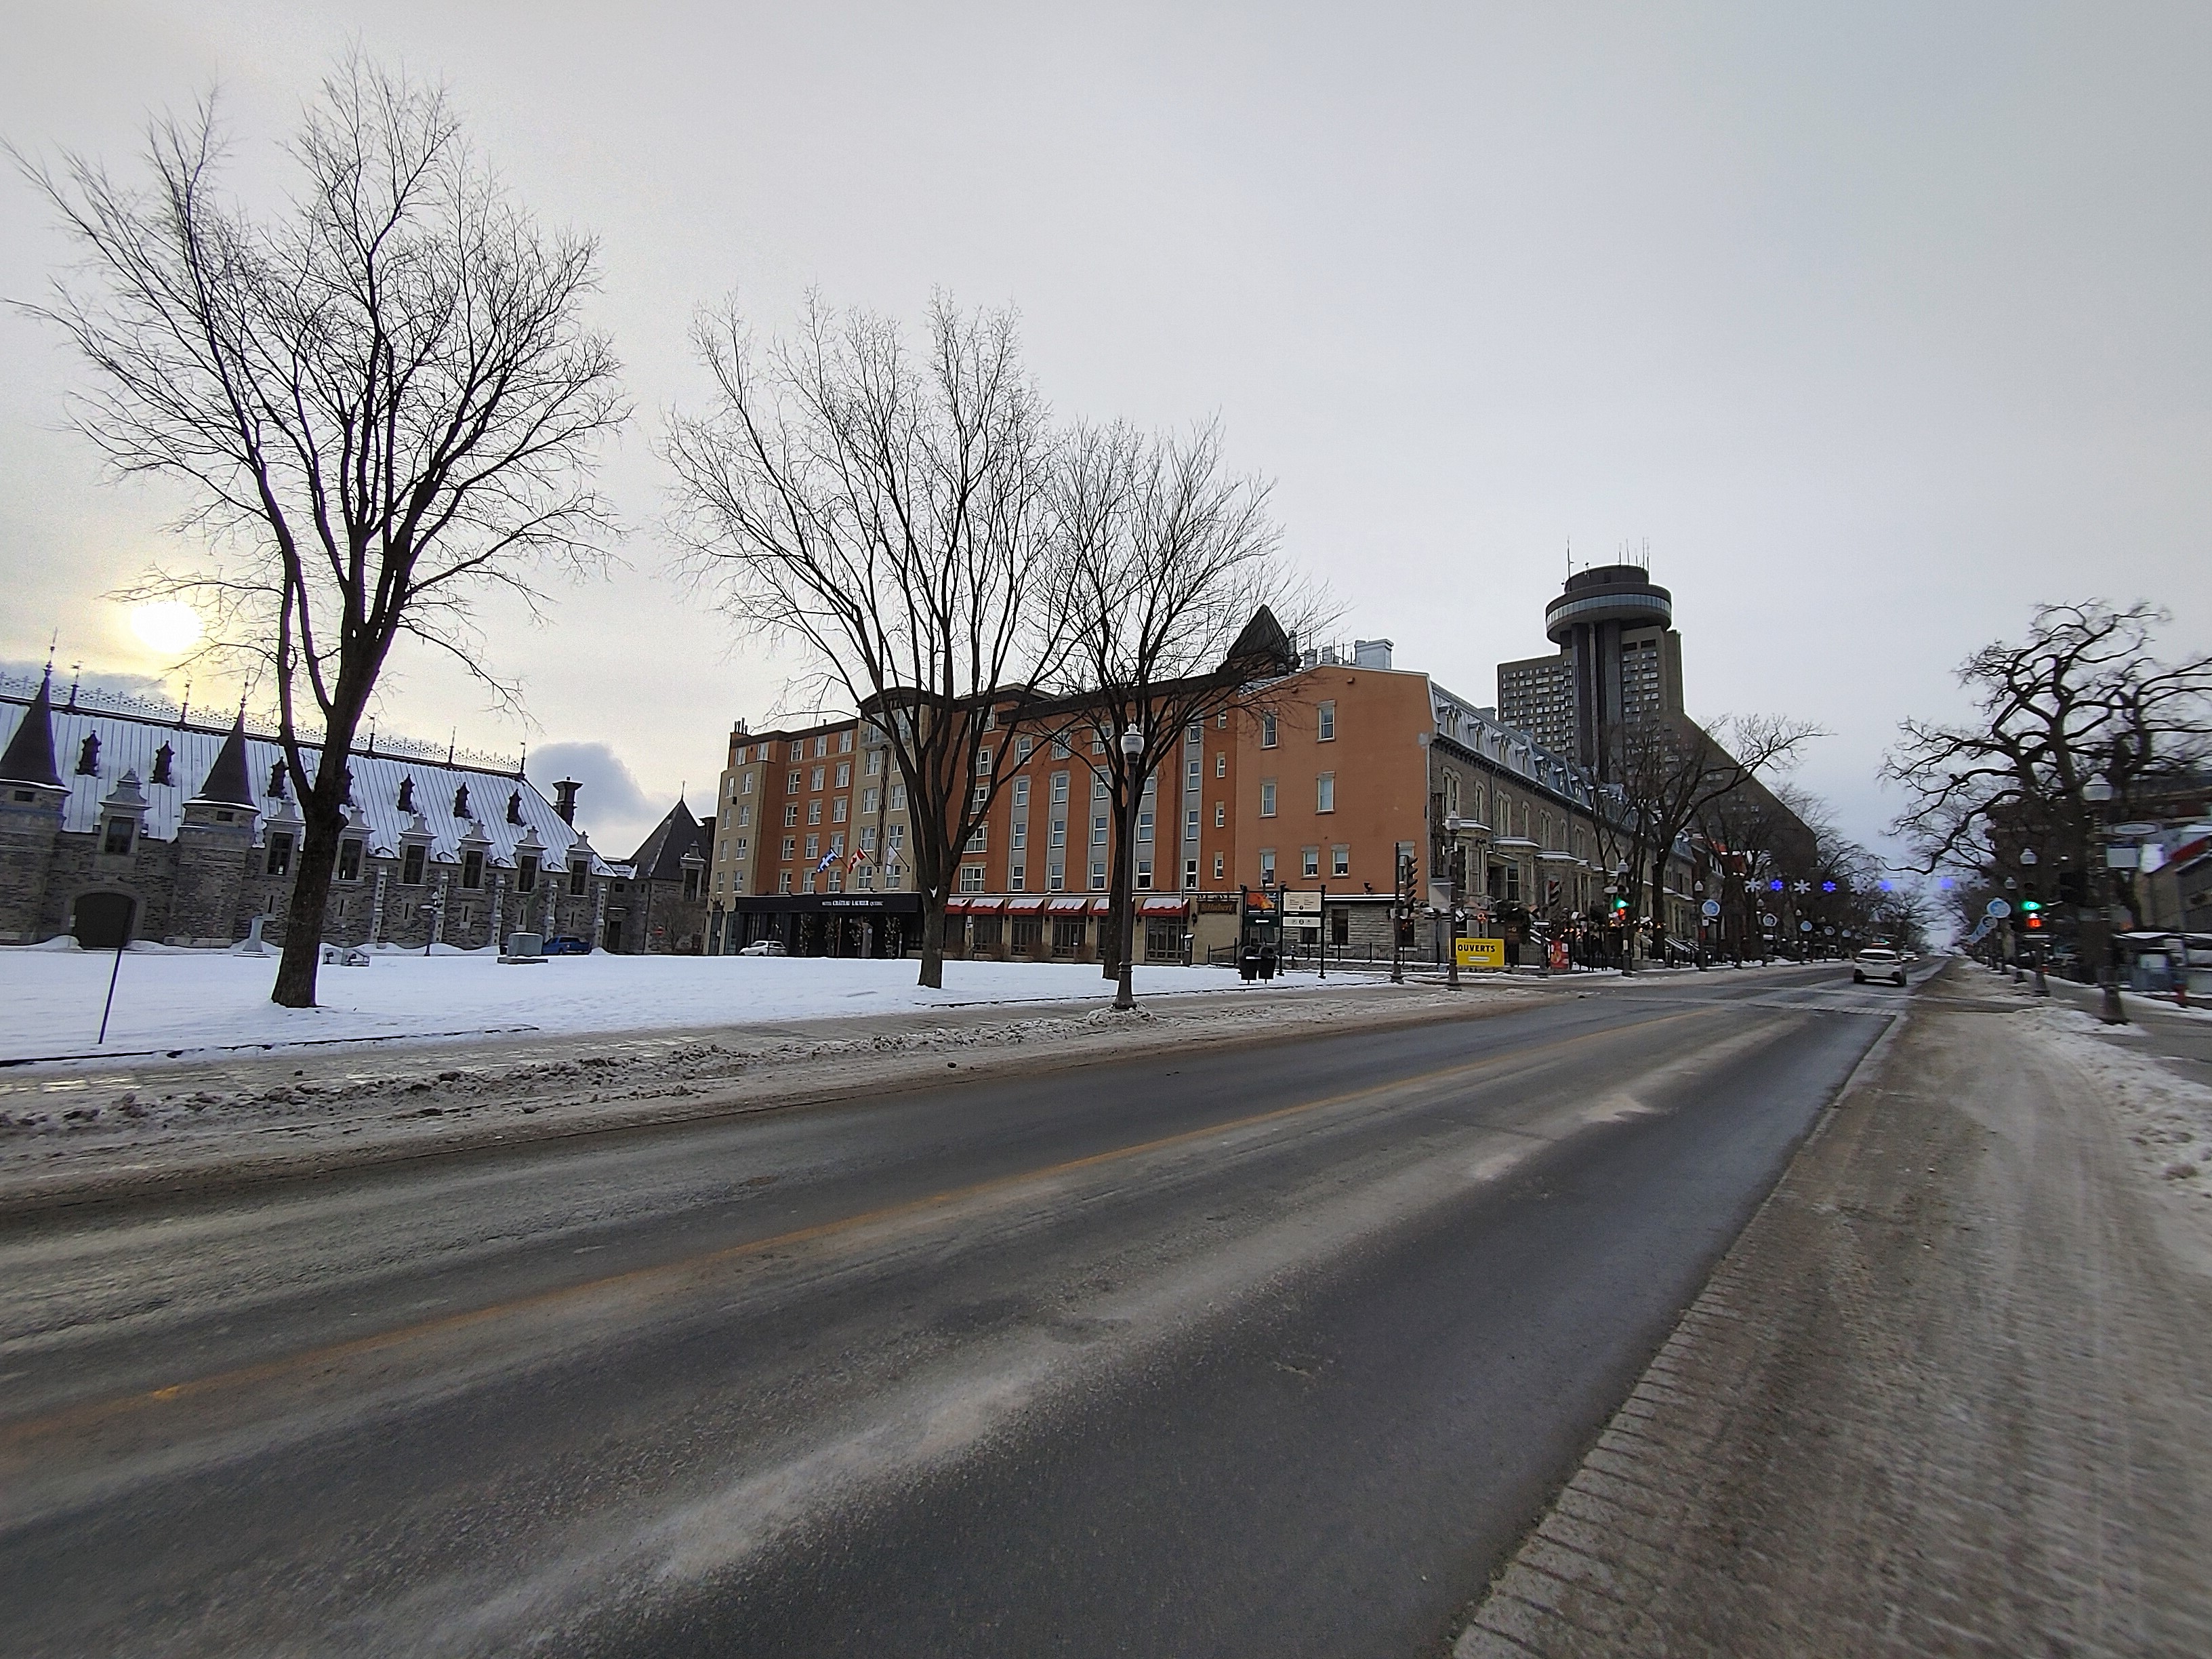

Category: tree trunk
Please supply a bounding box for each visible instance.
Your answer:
[270,793,344,1008]
[1101,798,1131,980]
[918,893,945,989]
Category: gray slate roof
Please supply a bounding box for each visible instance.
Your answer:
[626,798,704,882]
[0,684,615,874]
[0,671,62,789]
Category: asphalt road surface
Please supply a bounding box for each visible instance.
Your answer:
[0,964,1912,1658]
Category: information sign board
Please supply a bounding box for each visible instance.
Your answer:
[1455,936,1506,969]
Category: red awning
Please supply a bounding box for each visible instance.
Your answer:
[1047,897,1089,913]
[968,897,1006,912]
[1004,896,1048,912]
[943,898,970,914]
[1139,897,1189,916]
[1089,898,1114,915]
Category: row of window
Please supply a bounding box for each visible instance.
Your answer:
[1255,773,1335,817]
[1252,846,1355,884]
[1252,701,1334,748]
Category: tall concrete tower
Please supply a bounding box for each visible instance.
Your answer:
[1498,564,1684,778]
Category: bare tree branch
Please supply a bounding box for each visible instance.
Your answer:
[16,52,627,1006]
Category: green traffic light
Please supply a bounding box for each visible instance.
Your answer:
[2020,898,2041,912]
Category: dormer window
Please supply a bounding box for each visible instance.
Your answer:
[401,844,426,886]
[568,859,588,896]
[150,743,174,786]
[453,783,471,817]
[102,817,135,856]
[337,840,363,881]
[461,849,485,889]
[396,775,416,814]
[266,832,294,877]
[77,735,100,776]
[516,853,538,895]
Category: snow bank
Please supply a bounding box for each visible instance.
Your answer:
[0,947,1328,1061]
[2032,1002,2212,1221]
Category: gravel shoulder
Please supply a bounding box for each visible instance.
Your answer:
[1452,960,2212,1657]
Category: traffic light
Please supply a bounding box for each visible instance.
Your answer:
[2024,912,2045,931]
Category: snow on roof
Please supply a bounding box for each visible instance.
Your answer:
[0,684,616,874]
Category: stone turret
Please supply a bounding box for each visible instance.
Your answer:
[0,670,70,941]
[171,710,260,944]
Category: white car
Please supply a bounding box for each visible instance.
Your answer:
[737,939,787,957]
[1852,947,1907,987]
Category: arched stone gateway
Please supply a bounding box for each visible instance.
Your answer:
[73,890,136,949]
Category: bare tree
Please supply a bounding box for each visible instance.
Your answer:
[1883,601,2212,883]
[665,294,1067,988]
[18,56,626,1007]
[1039,419,1319,1002]
[1593,714,1822,964]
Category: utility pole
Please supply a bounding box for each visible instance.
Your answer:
[2083,777,2127,1025]
[1390,848,1410,985]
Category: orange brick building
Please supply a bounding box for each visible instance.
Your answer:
[702,632,1703,968]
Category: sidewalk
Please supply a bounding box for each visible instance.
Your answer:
[1454,963,2212,1657]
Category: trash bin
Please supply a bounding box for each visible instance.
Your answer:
[1259,945,1277,981]
[1240,945,1261,982]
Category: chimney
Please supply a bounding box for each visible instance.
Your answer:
[1353,638,1395,670]
[554,777,581,823]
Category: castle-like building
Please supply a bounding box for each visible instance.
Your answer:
[0,669,710,954]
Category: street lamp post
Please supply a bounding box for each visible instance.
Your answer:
[1114,723,1143,1012]
[1446,844,1463,989]
[2083,777,2127,1025]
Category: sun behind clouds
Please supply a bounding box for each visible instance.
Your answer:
[129,600,203,657]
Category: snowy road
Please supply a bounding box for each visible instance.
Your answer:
[0,966,1903,1658]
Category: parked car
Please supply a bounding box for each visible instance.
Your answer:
[542,935,592,956]
[1852,946,1908,987]
[738,939,787,957]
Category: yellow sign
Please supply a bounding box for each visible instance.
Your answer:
[1455,936,1506,968]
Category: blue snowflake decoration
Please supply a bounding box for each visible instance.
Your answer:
[1769,879,1785,891]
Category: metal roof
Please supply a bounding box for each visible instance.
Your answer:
[0,685,616,874]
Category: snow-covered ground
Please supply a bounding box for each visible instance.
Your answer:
[0,943,1337,1062]
[2031,1000,2212,1236]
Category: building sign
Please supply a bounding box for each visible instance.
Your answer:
[1455,936,1506,968]
[1282,889,1322,914]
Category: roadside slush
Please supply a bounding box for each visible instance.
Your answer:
[1452,960,2212,1657]
[0,962,1841,1215]
[0,978,1509,1214]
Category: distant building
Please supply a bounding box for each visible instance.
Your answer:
[0,668,649,951]
[615,798,712,954]
[1499,563,1685,777]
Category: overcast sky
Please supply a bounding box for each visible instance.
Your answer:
[4,2,2207,859]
